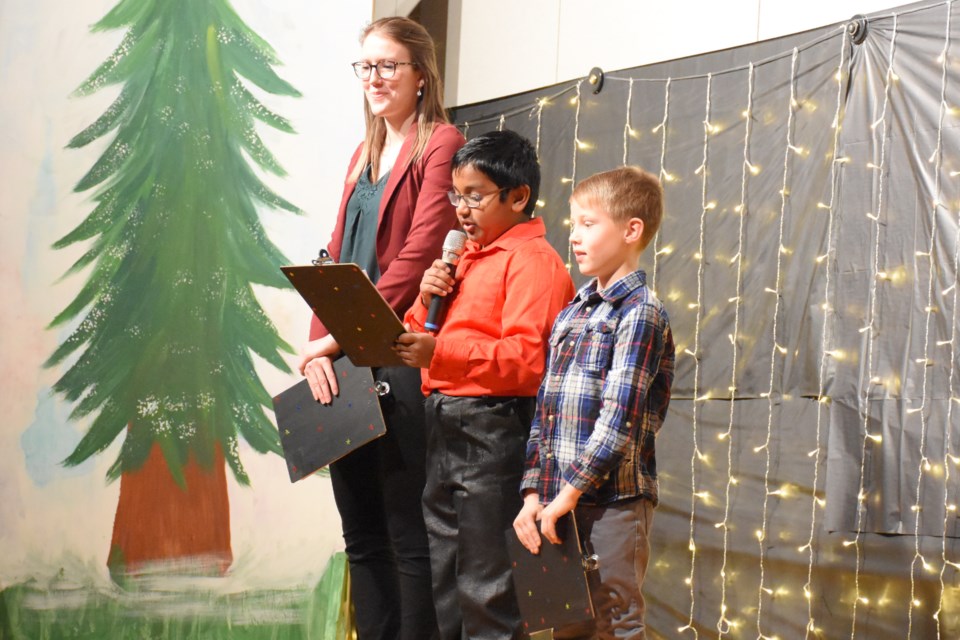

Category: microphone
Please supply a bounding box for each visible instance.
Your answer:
[424,229,467,331]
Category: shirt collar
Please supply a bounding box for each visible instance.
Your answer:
[464,216,546,255]
[575,269,648,304]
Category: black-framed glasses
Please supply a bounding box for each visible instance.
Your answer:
[351,60,418,80]
[447,188,509,209]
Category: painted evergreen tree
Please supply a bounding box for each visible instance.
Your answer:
[47,0,300,574]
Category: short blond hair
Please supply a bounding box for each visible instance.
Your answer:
[571,166,663,249]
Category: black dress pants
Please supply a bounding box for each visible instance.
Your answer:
[329,365,438,640]
[422,394,535,640]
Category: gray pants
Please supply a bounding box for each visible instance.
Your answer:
[555,499,654,640]
[422,394,535,640]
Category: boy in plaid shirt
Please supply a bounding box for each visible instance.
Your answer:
[514,166,675,639]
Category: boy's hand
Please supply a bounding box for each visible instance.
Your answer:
[394,327,437,368]
[539,483,583,545]
[514,491,544,555]
[419,259,456,307]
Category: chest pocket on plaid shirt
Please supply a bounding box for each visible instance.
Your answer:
[575,320,616,374]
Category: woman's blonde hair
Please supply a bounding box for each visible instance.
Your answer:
[349,17,449,183]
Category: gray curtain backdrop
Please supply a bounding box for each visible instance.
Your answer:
[452,1,960,637]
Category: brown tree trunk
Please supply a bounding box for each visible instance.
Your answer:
[107,440,232,578]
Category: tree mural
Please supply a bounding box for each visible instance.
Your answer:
[46,0,300,575]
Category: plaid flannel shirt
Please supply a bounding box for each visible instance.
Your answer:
[520,269,675,506]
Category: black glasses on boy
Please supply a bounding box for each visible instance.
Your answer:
[447,188,510,209]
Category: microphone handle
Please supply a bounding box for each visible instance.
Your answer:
[424,261,455,331]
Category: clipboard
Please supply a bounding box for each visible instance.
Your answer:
[281,263,405,367]
[272,357,386,482]
[505,512,595,634]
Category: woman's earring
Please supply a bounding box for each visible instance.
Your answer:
[417,88,423,97]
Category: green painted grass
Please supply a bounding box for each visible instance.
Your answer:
[0,553,350,640]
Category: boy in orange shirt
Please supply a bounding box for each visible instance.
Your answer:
[395,130,575,640]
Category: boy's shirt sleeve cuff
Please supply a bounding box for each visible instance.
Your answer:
[429,338,470,380]
[520,471,540,494]
[404,297,429,332]
[562,461,603,494]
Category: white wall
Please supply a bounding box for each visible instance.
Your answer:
[446,0,902,106]
[0,0,370,588]
[375,0,421,20]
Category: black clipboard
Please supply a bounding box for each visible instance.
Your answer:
[272,357,386,482]
[281,262,405,367]
[505,513,595,634]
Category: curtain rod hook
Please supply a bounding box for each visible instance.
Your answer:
[848,14,868,45]
[588,67,604,94]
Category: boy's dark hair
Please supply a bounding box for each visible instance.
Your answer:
[451,130,540,216]
[571,166,663,250]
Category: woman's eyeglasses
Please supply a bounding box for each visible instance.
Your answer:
[351,60,418,80]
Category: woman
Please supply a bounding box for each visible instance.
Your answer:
[299,16,463,640]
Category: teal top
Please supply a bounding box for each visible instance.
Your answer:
[340,166,390,282]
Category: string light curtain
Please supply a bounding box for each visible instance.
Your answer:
[451,0,960,637]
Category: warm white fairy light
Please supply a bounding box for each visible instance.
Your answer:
[437,20,960,635]
[571,82,582,177]
[652,78,672,295]
[534,98,545,160]
[851,14,899,639]
[529,99,545,218]
[756,47,799,640]
[715,62,754,639]
[452,83,578,138]
[623,77,634,165]
[937,137,960,640]
[910,5,951,637]
[802,29,848,640]
[566,80,584,271]
[678,73,710,640]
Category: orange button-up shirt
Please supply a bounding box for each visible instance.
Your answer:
[404,217,575,397]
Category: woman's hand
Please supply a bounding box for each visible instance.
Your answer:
[513,491,544,554]
[299,335,341,404]
[298,335,339,374]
